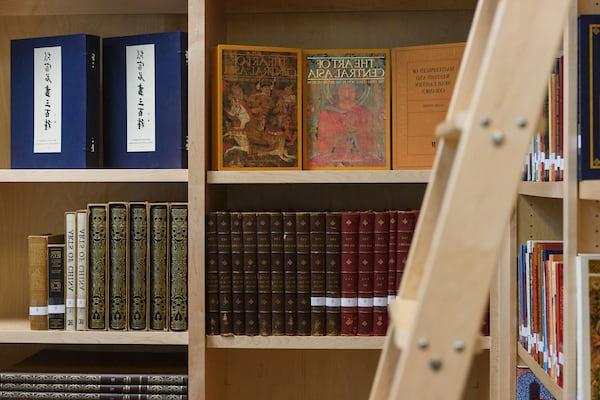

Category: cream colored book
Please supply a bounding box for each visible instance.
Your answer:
[76,210,88,330]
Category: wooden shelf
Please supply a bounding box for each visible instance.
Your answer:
[517,344,563,400]
[517,181,564,199]
[0,319,188,345]
[578,180,600,200]
[0,169,188,183]
[225,0,477,13]
[207,170,430,184]
[206,335,490,350]
[0,0,187,16]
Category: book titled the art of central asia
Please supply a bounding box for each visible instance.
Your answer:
[11,34,100,169]
[303,49,390,170]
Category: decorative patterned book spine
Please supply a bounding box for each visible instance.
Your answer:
[325,212,341,336]
[257,213,272,335]
[48,244,66,330]
[0,383,187,394]
[89,205,107,330]
[149,204,168,330]
[0,393,188,400]
[230,212,245,335]
[358,211,375,336]
[341,211,359,335]
[205,213,219,335]
[396,211,416,292]
[373,211,390,336]
[283,212,297,335]
[29,235,62,330]
[296,212,311,335]
[170,204,188,331]
[242,212,258,336]
[76,211,88,330]
[217,212,232,335]
[387,211,398,301]
[270,212,285,335]
[0,373,188,385]
[109,203,128,330]
[310,212,326,335]
[130,203,148,330]
[65,212,77,331]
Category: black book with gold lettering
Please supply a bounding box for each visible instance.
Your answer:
[48,244,66,330]
[109,203,128,330]
[230,212,245,335]
[88,204,107,330]
[129,203,148,330]
[242,212,258,336]
[206,212,219,335]
[170,203,188,331]
[270,212,284,335]
[149,204,169,331]
[296,212,311,335]
[257,213,271,335]
[217,212,232,335]
[283,212,297,335]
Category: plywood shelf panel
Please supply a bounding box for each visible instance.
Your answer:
[518,181,564,199]
[0,0,187,16]
[517,344,563,400]
[0,319,188,345]
[0,169,188,183]
[225,0,477,13]
[207,170,430,184]
[579,181,600,200]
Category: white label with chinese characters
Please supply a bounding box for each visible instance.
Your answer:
[34,46,62,153]
[126,44,156,152]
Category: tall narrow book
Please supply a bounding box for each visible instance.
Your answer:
[257,213,272,336]
[217,212,232,335]
[28,234,63,330]
[358,211,374,335]
[341,211,359,335]
[65,212,77,331]
[325,212,341,336]
[48,244,66,330]
[296,212,311,335]
[283,212,297,335]
[149,204,169,330]
[88,204,108,330]
[76,211,88,330]
[242,212,258,335]
[310,212,326,335]
[231,212,245,335]
[206,213,219,335]
[270,212,285,335]
[373,211,389,336]
[108,203,128,330]
[169,203,188,331]
[130,203,148,330]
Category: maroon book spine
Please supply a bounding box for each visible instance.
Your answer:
[325,212,341,336]
[396,211,416,293]
[216,212,232,336]
[230,212,244,335]
[296,212,311,335]
[373,211,389,336]
[310,212,326,335]
[206,213,219,335]
[270,212,284,335]
[257,213,271,336]
[283,212,297,335]
[242,213,258,336]
[388,211,398,302]
[358,211,375,336]
[341,211,359,335]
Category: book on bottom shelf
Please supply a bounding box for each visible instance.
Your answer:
[516,366,556,400]
[149,203,169,331]
[130,202,148,330]
[169,203,188,331]
[65,212,77,331]
[108,202,129,331]
[205,213,219,335]
[48,244,66,330]
[88,204,108,330]
[76,210,88,330]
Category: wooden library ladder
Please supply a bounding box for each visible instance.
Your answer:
[368,0,570,399]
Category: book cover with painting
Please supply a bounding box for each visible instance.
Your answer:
[303,49,390,170]
[213,45,302,170]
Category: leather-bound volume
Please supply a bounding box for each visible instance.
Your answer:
[270,212,285,335]
[48,244,66,330]
[325,212,341,335]
[0,393,188,400]
[28,234,63,330]
[341,211,359,335]
[310,212,326,335]
[358,211,374,336]
[283,212,297,335]
[396,211,416,291]
[169,203,188,331]
[257,213,271,335]
[108,203,128,331]
[0,373,188,385]
[242,212,258,336]
[88,204,108,330]
[373,211,389,336]
[149,204,169,331]
[129,203,148,331]
[206,212,219,335]
[388,211,398,301]
[217,212,233,335]
[230,212,245,335]
[296,212,311,335]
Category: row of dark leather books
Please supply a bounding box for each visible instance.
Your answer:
[206,210,419,336]
[0,372,188,399]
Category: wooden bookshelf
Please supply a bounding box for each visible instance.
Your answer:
[578,180,600,200]
[517,181,564,199]
[0,169,188,183]
[207,170,430,184]
[0,0,188,16]
[517,344,563,400]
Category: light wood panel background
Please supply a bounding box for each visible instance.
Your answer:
[225,0,477,13]
[516,196,563,245]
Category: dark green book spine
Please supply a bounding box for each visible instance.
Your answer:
[89,206,107,330]
[130,203,148,330]
[48,244,65,330]
[170,204,188,331]
[149,205,168,330]
[109,204,128,330]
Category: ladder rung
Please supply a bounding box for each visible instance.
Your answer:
[435,111,467,140]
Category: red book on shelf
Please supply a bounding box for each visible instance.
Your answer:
[373,211,389,336]
[341,211,359,335]
[358,211,374,336]
[396,211,416,291]
[387,211,398,301]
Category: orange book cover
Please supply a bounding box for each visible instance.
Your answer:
[392,43,465,170]
[212,45,302,171]
[303,49,390,170]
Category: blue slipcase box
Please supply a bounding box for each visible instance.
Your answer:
[103,32,188,168]
[11,34,100,169]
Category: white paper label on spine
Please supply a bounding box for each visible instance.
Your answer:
[373,297,387,307]
[29,306,48,316]
[77,299,86,308]
[325,297,341,307]
[66,299,76,307]
[341,298,357,307]
[387,295,396,303]
[48,304,65,314]
[358,298,373,307]
[311,297,326,306]
[126,44,156,152]
[33,46,62,154]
